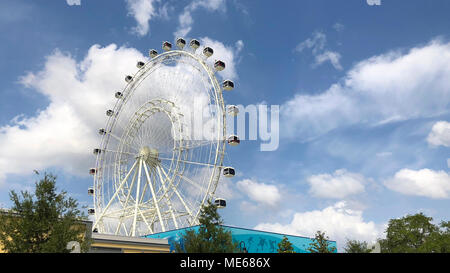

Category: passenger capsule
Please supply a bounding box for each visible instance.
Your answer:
[203,47,214,58]
[136,61,145,69]
[88,208,95,215]
[162,41,172,51]
[99,128,107,135]
[93,148,101,155]
[125,75,133,83]
[176,37,186,49]
[89,168,97,175]
[149,49,158,58]
[88,187,94,196]
[214,60,225,71]
[190,39,200,50]
[214,198,227,208]
[227,105,239,116]
[222,80,234,91]
[227,135,240,146]
[115,92,123,99]
[223,167,235,178]
[106,110,114,116]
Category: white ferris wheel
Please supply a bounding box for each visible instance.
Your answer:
[88,38,240,237]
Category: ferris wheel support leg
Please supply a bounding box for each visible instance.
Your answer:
[156,165,179,229]
[115,166,139,235]
[159,165,194,225]
[143,161,166,232]
[93,159,139,231]
[132,159,143,236]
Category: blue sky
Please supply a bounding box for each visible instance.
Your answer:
[1,0,450,249]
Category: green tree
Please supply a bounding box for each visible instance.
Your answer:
[378,213,450,253]
[343,239,373,253]
[277,236,295,253]
[174,200,239,253]
[307,230,336,253]
[0,173,91,253]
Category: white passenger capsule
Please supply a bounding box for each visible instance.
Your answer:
[106,110,114,116]
[203,47,214,58]
[136,61,145,69]
[176,37,186,49]
[149,49,158,58]
[88,187,94,196]
[125,75,133,83]
[214,198,227,208]
[190,39,200,50]
[214,60,225,71]
[223,167,235,178]
[227,105,239,116]
[115,92,123,99]
[162,41,172,51]
[222,80,234,91]
[227,135,240,146]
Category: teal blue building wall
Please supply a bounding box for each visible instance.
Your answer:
[144,225,338,253]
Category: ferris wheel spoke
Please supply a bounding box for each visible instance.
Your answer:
[142,160,166,232]
[108,133,139,152]
[176,172,204,191]
[156,155,216,168]
[104,149,137,157]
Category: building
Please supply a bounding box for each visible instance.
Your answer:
[144,225,338,253]
[89,233,170,253]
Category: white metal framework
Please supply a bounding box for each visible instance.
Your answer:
[90,38,237,236]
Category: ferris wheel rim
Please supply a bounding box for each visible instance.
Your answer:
[92,45,229,236]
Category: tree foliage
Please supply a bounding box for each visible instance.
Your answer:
[0,173,91,253]
[307,230,336,253]
[277,236,295,253]
[378,213,450,253]
[343,239,373,253]
[174,200,239,253]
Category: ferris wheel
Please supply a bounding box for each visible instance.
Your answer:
[88,38,240,237]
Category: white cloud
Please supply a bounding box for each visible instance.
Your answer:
[294,31,342,70]
[66,0,81,6]
[295,31,326,55]
[307,169,366,199]
[427,121,450,147]
[236,179,281,207]
[282,40,450,141]
[384,168,450,199]
[255,201,381,251]
[126,0,165,36]
[315,51,343,70]
[0,45,144,186]
[174,0,226,38]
